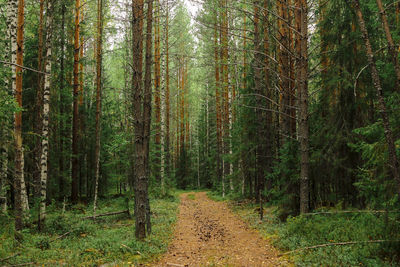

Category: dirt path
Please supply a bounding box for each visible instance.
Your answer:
[152,192,288,267]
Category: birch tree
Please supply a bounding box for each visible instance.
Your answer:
[38,0,54,230]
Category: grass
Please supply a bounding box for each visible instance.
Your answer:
[0,194,179,266]
[207,192,400,267]
[187,193,196,200]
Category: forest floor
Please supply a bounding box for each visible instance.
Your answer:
[151,192,290,267]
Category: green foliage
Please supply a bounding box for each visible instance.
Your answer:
[268,141,300,218]
[349,92,400,209]
[230,201,400,266]
[0,195,179,266]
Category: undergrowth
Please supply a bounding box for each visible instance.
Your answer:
[208,191,400,267]
[0,194,179,266]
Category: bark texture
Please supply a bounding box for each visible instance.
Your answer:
[14,0,25,231]
[38,0,54,230]
[93,0,103,217]
[71,0,81,203]
[298,0,310,214]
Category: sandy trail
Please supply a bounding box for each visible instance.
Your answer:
[152,192,288,267]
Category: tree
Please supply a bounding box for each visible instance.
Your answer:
[72,0,81,203]
[38,0,54,230]
[297,0,309,214]
[93,0,104,217]
[14,0,25,231]
[131,0,152,240]
[154,0,161,183]
[162,0,171,193]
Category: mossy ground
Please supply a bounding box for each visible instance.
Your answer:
[0,194,179,266]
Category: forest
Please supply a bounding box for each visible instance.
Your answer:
[0,0,400,266]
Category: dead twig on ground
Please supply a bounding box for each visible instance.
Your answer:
[279,240,400,256]
[82,210,129,220]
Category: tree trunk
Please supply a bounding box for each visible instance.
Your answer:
[131,0,146,240]
[164,0,170,188]
[38,0,54,230]
[14,0,25,231]
[278,0,291,142]
[93,0,103,217]
[154,0,161,183]
[253,0,266,219]
[214,18,223,195]
[221,0,230,195]
[9,0,28,214]
[143,0,153,237]
[298,0,310,214]
[34,0,45,199]
[59,2,66,201]
[71,0,81,203]
[1,0,14,213]
[353,0,400,197]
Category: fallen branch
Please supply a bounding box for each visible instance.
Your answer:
[279,240,400,256]
[82,210,129,220]
[5,262,35,267]
[0,253,20,263]
[303,210,400,216]
[167,263,188,267]
[50,231,72,243]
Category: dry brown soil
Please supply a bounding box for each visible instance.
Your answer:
[151,192,289,267]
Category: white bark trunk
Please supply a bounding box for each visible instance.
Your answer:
[21,149,29,211]
[39,0,53,226]
[10,0,18,97]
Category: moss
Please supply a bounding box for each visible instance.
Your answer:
[0,194,179,266]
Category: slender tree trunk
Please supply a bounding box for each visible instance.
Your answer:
[161,0,170,194]
[9,0,28,214]
[34,0,45,199]
[154,0,161,183]
[253,0,265,219]
[221,0,230,195]
[71,0,81,203]
[164,0,170,188]
[214,18,223,195]
[143,0,153,237]
[131,0,146,240]
[14,0,25,231]
[375,0,400,91]
[241,3,247,196]
[353,0,400,197]
[1,1,13,213]
[59,3,66,201]
[78,6,85,199]
[93,0,103,217]
[298,0,309,214]
[38,0,54,230]
[278,0,291,142]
